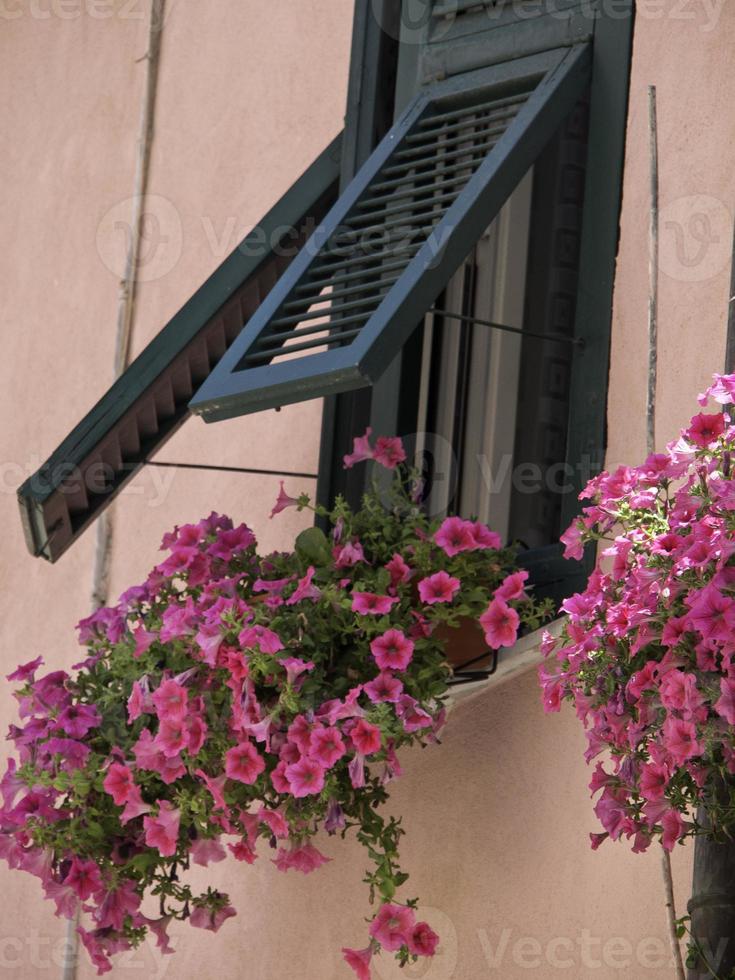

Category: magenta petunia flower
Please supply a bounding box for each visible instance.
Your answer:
[714,677,735,725]
[560,521,584,560]
[285,757,326,798]
[285,567,321,605]
[64,858,103,901]
[479,598,520,649]
[686,412,726,447]
[189,902,237,932]
[434,516,476,556]
[190,837,227,867]
[102,763,135,806]
[364,671,404,703]
[120,784,151,824]
[342,946,372,980]
[661,717,702,765]
[272,842,331,874]
[417,571,460,605]
[369,902,416,952]
[350,719,382,756]
[370,629,414,671]
[373,435,406,469]
[334,541,365,569]
[494,570,529,602]
[143,801,180,857]
[343,428,374,469]
[237,625,284,654]
[6,656,43,684]
[469,522,502,550]
[151,678,188,721]
[224,742,265,785]
[351,592,399,615]
[309,726,346,768]
[269,481,300,519]
[385,553,412,589]
[407,921,440,957]
[56,703,101,739]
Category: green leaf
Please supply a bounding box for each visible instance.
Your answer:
[294,527,332,566]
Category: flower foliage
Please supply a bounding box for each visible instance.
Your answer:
[540,373,735,853]
[2,432,549,976]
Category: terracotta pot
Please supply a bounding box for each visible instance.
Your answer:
[435,617,495,673]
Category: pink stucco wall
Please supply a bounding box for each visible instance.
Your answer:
[1,2,734,978]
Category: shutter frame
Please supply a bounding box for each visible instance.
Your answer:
[189,43,591,423]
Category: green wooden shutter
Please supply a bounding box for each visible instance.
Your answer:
[189,43,590,423]
[18,134,342,563]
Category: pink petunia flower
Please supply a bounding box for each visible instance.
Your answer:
[479,598,520,649]
[469,522,502,550]
[373,435,407,469]
[143,801,180,857]
[286,567,321,605]
[102,763,135,806]
[237,625,284,654]
[662,718,702,765]
[309,726,346,768]
[408,921,440,957]
[343,428,374,469]
[151,679,188,721]
[334,541,365,569]
[686,412,725,447]
[370,629,414,671]
[714,677,735,725]
[352,592,400,615]
[364,672,404,703]
[269,481,300,519]
[56,703,100,739]
[190,837,227,867]
[494,570,529,602]
[369,902,416,952]
[285,757,325,797]
[350,719,382,756]
[120,784,152,824]
[417,571,460,605]
[64,858,103,901]
[560,521,584,560]
[272,842,331,874]
[342,946,372,980]
[386,553,412,589]
[225,742,265,785]
[434,516,476,556]
[189,902,236,933]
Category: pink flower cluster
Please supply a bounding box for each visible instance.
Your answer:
[3,433,540,977]
[541,374,735,852]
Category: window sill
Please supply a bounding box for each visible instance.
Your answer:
[446,616,565,708]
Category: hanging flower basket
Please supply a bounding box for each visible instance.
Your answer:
[2,431,550,977]
[540,373,735,854]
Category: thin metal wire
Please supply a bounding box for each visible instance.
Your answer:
[145,460,318,479]
[430,307,583,347]
[447,649,499,685]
